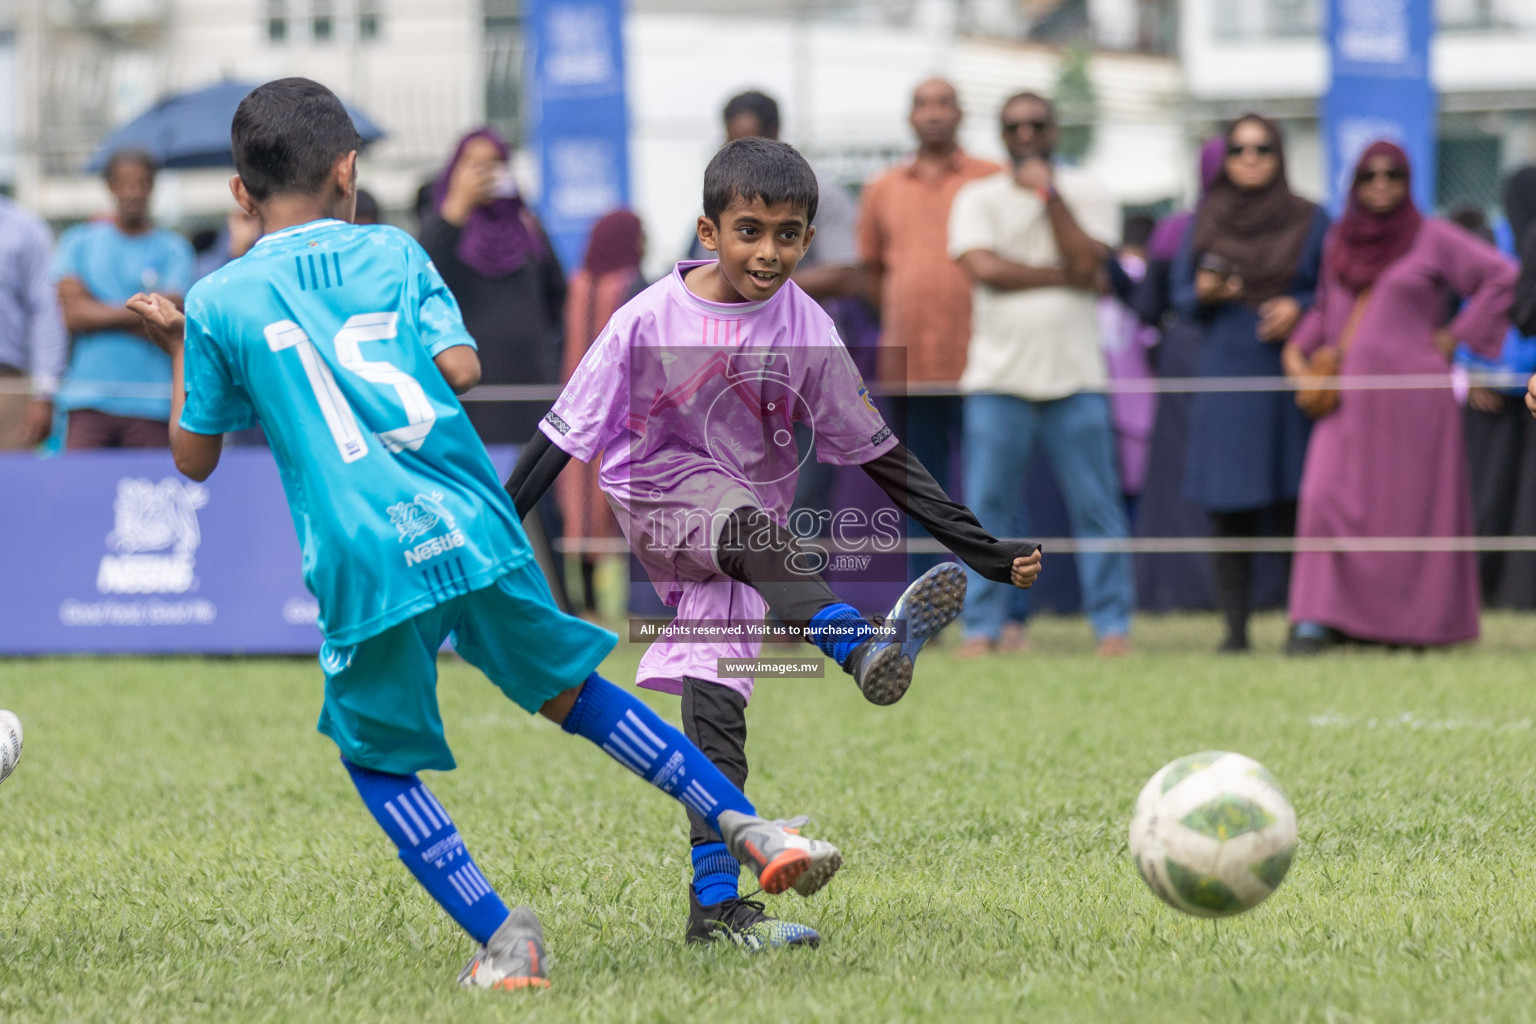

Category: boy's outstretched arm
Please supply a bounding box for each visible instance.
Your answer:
[433,344,481,394]
[126,292,223,482]
[859,443,1042,588]
[504,429,573,520]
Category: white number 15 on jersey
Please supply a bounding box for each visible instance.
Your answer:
[264,313,436,462]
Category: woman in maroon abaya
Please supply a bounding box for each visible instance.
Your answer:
[559,210,645,615]
[1283,142,1516,650]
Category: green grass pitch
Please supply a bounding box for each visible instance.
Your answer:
[4,612,1536,1023]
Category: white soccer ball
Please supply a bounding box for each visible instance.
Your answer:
[0,710,20,785]
[1128,750,1296,918]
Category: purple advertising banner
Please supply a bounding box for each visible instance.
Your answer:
[0,447,519,655]
[1,449,319,654]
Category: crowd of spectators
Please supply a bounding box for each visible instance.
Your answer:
[824,81,1528,655]
[7,82,1536,654]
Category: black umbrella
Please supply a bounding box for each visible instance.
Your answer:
[85,79,385,172]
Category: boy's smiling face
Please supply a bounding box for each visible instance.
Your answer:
[691,196,815,304]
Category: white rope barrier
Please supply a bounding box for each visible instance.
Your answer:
[15,371,1536,558]
[2,372,1532,400]
[902,372,1531,397]
[552,536,1536,556]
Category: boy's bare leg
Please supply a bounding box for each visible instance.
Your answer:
[538,685,582,724]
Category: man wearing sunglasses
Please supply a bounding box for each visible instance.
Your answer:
[948,92,1134,658]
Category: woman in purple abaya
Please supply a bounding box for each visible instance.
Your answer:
[1283,142,1516,650]
[421,128,566,445]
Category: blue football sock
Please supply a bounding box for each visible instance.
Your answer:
[807,602,873,666]
[343,759,510,945]
[691,842,741,907]
[562,675,755,831]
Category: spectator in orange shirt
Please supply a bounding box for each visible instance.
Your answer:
[858,78,1002,580]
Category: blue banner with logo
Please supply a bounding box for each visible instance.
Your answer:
[526,0,631,271]
[1323,0,1436,213]
[0,450,318,654]
[0,448,523,655]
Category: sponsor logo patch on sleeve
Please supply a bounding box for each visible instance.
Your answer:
[871,425,893,446]
[545,410,572,436]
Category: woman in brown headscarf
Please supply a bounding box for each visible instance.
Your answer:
[560,210,645,616]
[1173,114,1330,652]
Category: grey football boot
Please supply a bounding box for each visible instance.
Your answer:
[846,562,968,705]
[458,905,550,991]
[717,811,842,897]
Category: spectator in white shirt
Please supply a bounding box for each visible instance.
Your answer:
[949,91,1134,658]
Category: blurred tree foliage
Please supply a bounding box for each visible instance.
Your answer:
[1054,45,1098,162]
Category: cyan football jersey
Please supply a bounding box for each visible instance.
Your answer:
[180,219,532,645]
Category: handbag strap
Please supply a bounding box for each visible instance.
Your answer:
[1336,288,1372,355]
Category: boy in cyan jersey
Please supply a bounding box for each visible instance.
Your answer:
[507,137,1043,949]
[127,78,841,991]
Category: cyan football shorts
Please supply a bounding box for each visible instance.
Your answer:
[317,560,617,774]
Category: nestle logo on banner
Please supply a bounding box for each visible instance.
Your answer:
[97,478,208,595]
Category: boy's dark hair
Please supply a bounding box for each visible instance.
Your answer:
[104,148,156,183]
[722,90,780,139]
[703,137,818,226]
[232,78,363,202]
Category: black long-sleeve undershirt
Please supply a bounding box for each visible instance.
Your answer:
[506,429,570,519]
[859,442,1038,583]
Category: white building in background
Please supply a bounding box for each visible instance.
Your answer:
[1181,0,1536,209]
[628,0,1186,273]
[5,0,1190,250]
[0,0,17,187]
[951,38,1185,207]
[625,1,957,274]
[8,0,485,222]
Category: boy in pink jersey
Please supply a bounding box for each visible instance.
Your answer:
[508,137,1042,949]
